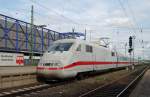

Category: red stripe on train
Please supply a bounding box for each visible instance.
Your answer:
[37,61,133,70]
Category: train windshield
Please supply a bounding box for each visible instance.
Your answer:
[48,43,73,52]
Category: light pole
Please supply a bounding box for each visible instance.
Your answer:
[84,29,86,40]
[124,42,127,57]
[90,30,92,41]
[132,35,136,66]
[30,5,47,65]
[30,5,34,65]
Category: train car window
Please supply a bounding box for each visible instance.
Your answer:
[90,46,93,52]
[86,45,89,52]
[48,43,73,52]
[76,45,81,51]
[86,45,93,53]
[111,52,115,56]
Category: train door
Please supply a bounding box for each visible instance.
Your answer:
[111,51,118,68]
[116,52,119,68]
[94,47,107,70]
[84,45,94,71]
[74,44,93,72]
[74,44,84,72]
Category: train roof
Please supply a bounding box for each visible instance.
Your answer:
[54,39,129,57]
[54,39,88,44]
[54,39,108,49]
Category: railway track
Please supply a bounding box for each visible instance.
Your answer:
[0,79,75,97]
[0,68,123,97]
[79,66,148,97]
[0,83,50,97]
[0,66,147,97]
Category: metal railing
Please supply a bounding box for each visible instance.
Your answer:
[0,13,71,54]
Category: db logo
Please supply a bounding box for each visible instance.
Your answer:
[16,56,24,65]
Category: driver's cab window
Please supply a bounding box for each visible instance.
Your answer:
[76,44,81,51]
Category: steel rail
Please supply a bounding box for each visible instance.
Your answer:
[78,66,147,97]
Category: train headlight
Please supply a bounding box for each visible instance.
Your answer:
[44,62,61,67]
[54,63,59,66]
[54,61,62,67]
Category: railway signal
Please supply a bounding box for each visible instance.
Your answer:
[128,36,133,53]
[128,48,133,53]
[129,36,133,49]
[128,36,136,69]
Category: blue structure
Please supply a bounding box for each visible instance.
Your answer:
[0,14,71,54]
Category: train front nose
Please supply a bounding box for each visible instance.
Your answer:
[37,51,72,80]
[36,61,65,80]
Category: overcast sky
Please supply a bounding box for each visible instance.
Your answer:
[0,0,150,59]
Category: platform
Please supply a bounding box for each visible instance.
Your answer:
[129,69,150,97]
[0,66,37,89]
[0,66,36,75]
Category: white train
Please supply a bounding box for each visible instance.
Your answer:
[37,39,137,80]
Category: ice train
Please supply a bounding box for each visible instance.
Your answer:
[37,39,137,80]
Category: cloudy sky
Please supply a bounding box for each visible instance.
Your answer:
[0,0,150,59]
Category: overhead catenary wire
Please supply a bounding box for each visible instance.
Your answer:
[9,0,148,33]
[126,0,142,32]
[126,0,148,59]
[118,0,137,34]
[30,0,79,24]
[5,6,149,31]
[29,0,113,28]
[126,0,143,50]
